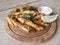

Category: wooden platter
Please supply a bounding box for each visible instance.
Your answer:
[4,20,57,42]
[4,5,57,42]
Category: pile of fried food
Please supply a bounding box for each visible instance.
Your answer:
[6,5,49,33]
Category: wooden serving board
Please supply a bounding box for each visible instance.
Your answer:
[4,20,57,42]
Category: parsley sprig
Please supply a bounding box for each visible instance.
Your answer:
[22,13,33,19]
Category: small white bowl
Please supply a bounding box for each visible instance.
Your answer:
[38,5,52,15]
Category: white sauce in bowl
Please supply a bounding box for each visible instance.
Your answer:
[38,6,52,15]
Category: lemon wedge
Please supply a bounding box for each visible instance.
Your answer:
[41,14,58,23]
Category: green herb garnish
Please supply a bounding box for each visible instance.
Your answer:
[24,25,28,29]
[30,6,37,11]
[22,14,28,19]
[22,7,27,11]
[22,13,33,19]
[9,15,15,19]
[30,6,34,10]
[28,13,33,17]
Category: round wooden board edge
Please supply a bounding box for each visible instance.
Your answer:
[4,19,57,43]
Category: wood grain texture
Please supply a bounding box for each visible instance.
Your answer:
[4,19,56,42]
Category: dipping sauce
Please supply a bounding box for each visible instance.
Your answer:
[38,5,52,15]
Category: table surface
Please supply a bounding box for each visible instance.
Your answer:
[0,0,60,45]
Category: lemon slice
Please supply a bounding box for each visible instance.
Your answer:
[41,14,58,23]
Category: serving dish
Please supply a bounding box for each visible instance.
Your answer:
[4,5,57,42]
